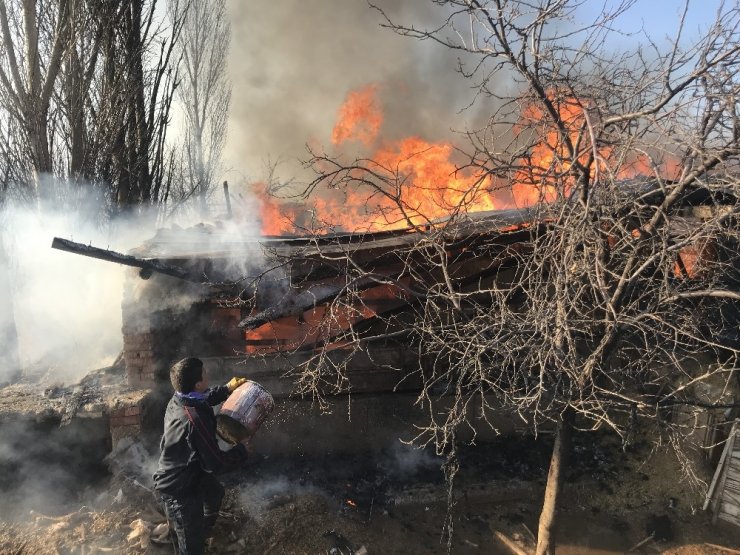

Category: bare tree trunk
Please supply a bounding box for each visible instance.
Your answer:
[536,409,574,555]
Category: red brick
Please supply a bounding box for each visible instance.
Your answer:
[110,415,139,427]
[111,415,139,427]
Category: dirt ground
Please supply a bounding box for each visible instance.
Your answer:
[0,431,739,554]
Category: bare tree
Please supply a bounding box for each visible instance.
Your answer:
[96,0,182,214]
[246,1,740,553]
[0,0,184,385]
[0,0,183,217]
[0,0,73,204]
[170,0,231,217]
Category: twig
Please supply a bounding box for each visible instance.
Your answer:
[521,523,536,543]
[493,530,529,555]
[366,495,374,524]
[704,544,740,555]
[628,533,655,552]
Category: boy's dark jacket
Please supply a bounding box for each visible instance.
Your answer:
[153,385,248,494]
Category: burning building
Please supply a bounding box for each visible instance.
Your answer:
[46,177,739,464]
[51,207,541,454]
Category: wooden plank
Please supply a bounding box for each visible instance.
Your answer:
[726,464,740,475]
[719,502,740,517]
[705,422,737,511]
[718,511,740,527]
[722,490,740,505]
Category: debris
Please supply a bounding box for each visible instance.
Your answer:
[463,538,479,548]
[704,544,740,555]
[29,506,91,528]
[628,533,654,552]
[112,489,125,505]
[493,530,528,555]
[48,521,70,534]
[323,529,357,553]
[127,518,153,549]
[59,385,88,426]
[152,522,169,538]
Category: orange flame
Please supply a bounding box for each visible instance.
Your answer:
[248,181,302,236]
[253,85,682,236]
[332,85,383,147]
[244,280,411,353]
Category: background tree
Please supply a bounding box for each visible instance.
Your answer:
[269,1,740,552]
[169,0,231,218]
[0,0,184,216]
[0,0,187,384]
[0,0,72,204]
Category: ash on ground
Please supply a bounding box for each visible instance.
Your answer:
[1,427,739,555]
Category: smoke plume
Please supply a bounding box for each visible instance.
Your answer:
[224,0,488,187]
[1,207,133,383]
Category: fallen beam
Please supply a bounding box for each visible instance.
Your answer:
[51,237,206,283]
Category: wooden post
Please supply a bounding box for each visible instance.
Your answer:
[223,181,232,218]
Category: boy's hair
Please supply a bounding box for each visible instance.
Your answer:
[170,357,203,393]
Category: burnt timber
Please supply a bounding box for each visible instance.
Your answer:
[51,237,206,283]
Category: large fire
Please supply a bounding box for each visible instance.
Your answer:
[331,84,383,147]
[254,85,679,236]
[246,86,691,352]
[248,83,688,275]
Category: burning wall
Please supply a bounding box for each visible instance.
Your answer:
[109,176,738,456]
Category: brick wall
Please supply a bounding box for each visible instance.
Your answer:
[121,268,248,389]
[108,402,142,446]
[122,332,157,387]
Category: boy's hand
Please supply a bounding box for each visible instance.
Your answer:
[226,377,248,392]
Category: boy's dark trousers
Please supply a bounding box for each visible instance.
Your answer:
[158,473,225,555]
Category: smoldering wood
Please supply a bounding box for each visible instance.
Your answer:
[51,237,207,283]
[238,274,404,330]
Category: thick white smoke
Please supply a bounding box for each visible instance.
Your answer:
[0,177,268,385]
[0,196,155,384]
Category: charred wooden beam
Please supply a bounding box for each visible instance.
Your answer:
[239,274,407,329]
[51,237,206,283]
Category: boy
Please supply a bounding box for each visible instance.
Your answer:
[153,357,251,554]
